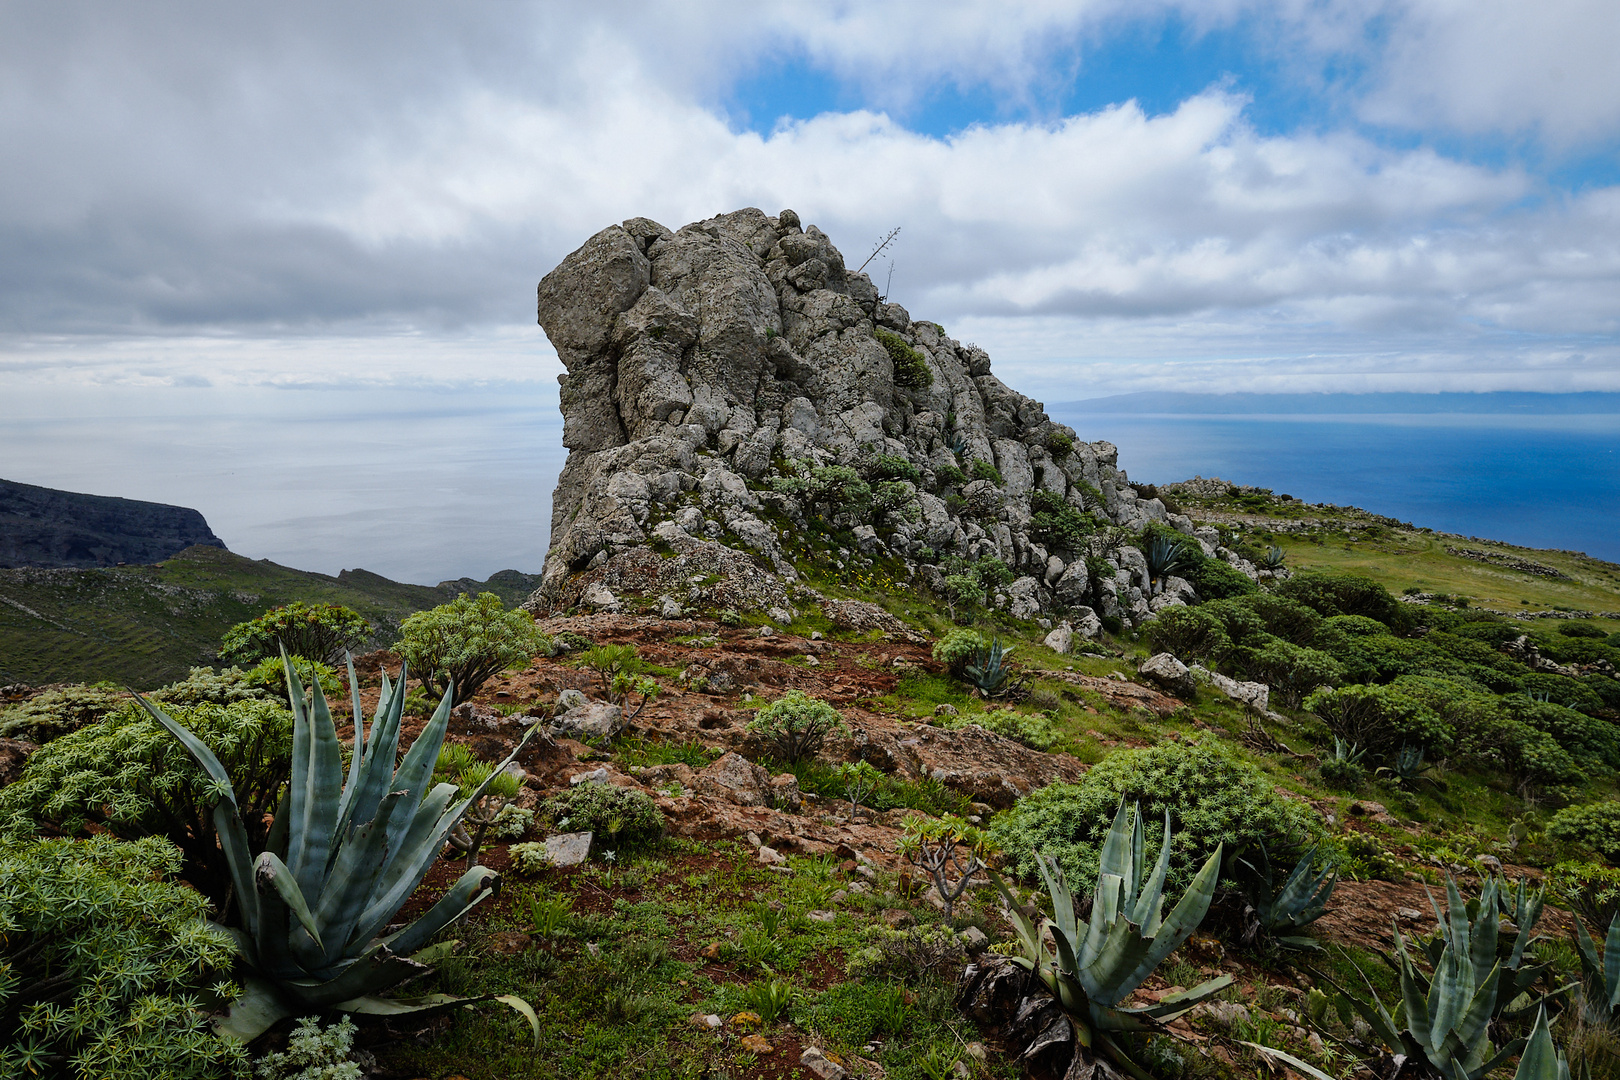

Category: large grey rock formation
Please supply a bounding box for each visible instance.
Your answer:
[0,478,226,569]
[525,209,1259,624]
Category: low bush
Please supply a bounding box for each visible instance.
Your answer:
[0,835,247,1080]
[0,684,123,743]
[1028,489,1096,555]
[1548,860,1620,930]
[1180,554,1258,600]
[930,629,984,676]
[219,601,371,665]
[874,327,933,388]
[1304,683,1451,758]
[746,689,850,762]
[1145,606,1231,665]
[540,783,664,852]
[253,1015,361,1080]
[1237,638,1342,707]
[1275,569,1405,627]
[968,458,1002,485]
[242,656,342,699]
[0,697,294,911]
[149,666,270,707]
[943,708,1059,751]
[864,452,921,484]
[1550,802,1620,863]
[989,738,1317,892]
[394,592,549,706]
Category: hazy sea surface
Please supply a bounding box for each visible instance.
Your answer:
[4,386,1617,583]
[1049,400,1620,563]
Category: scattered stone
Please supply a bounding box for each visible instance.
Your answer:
[0,738,38,786]
[738,1034,773,1054]
[555,702,624,740]
[730,1011,762,1029]
[1138,652,1197,698]
[807,910,836,923]
[689,1012,723,1030]
[958,926,989,953]
[1043,621,1073,655]
[1202,1000,1250,1030]
[934,703,959,717]
[696,752,774,806]
[758,625,776,638]
[542,831,594,867]
[769,772,803,811]
[800,1047,848,1080]
[757,844,787,866]
[555,687,589,711]
[1349,800,1399,825]
[767,606,794,625]
[809,630,823,640]
[569,766,611,786]
[659,596,683,618]
[581,583,620,612]
[1397,907,1428,923]
[699,941,724,959]
[881,909,915,929]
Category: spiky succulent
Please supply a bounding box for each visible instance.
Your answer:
[1573,908,1620,1023]
[990,802,1232,1075]
[963,636,1018,698]
[1239,843,1337,949]
[140,651,542,1043]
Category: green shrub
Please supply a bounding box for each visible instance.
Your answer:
[0,835,247,1080]
[149,667,271,708]
[0,698,293,911]
[1521,672,1607,715]
[0,684,123,743]
[1508,697,1620,767]
[1548,860,1620,930]
[746,689,850,762]
[874,327,933,388]
[1028,489,1096,555]
[931,628,985,675]
[989,739,1317,893]
[540,783,664,851]
[394,591,549,706]
[1237,593,1322,646]
[1144,606,1231,664]
[1274,570,1403,626]
[1237,637,1343,707]
[1550,803,1620,863]
[945,708,1059,751]
[219,601,371,665]
[253,1015,361,1080]
[1304,683,1452,757]
[934,463,968,488]
[1181,555,1258,600]
[865,452,921,484]
[1318,756,1366,790]
[968,458,1002,485]
[241,656,342,699]
[1044,429,1074,459]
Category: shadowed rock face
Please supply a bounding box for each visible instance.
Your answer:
[528,208,1263,622]
[0,478,225,569]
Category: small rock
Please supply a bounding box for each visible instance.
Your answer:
[810,630,824,640]
[934,703,959,717]
[699,941,724,959]
[881,909,915,929]
[1397,907,1427,923]
[1474,853,1503,874]
[689,1012,723,1030]
[757,844,787,865]
[556,687,589,711]
[555,702,625,740]
[739,1034,773,1054]
[730,1011,762,1029]
[569,766,610,786]
[660,596,683,618]
[1138,652,1197,698]
[800,1046,848,1080]
[543,831,593,867]
[581,583,620,612]
[1203,1000,1250,1030]
[1043,622,1073,655]
[767,606,794,625]
[959,926,989,952]
[758,625,776,638]
[807,910,836,923]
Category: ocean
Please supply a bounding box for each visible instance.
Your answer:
[3,386,1616,583]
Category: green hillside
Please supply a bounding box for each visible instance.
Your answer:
[0,545,540,688]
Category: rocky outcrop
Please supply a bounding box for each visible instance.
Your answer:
[0,478,225,569]
[526,209,1260,625]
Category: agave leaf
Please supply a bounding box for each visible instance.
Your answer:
[1470,877,1500,983]
[1036,853,1080,953]
[1096,802,1134,882]
[1238,1042,1336,1080]
[315,790,411,964]
[1394,935,1436,1054]
[1116,973,1234,1021]
[1129,810,1172,934]
[379,682,457,862]
[283,942,432,1009]
[1514,1007,1564,1080]
[340,665,409,837]
[1507,880,1545,969]
[1429,944,1475,1053]
[333,652,368,832]
[350,782,461,945]
[135,694,262,931]
[332,992,541,1048]
[215,975,294,1043]
[381,864,501,957]
[295,667,345,899]
[1607,912,1620,1008]
[988,866,1043,964]
[1449,961,1502,1069]
[1124,845,1221,990]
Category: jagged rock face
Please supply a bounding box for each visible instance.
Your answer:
[528,208,1256,621]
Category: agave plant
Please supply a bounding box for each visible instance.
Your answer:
[1573,909,1620,1022]
[1260,546,1286,571]
[963,636,1021,698]
[1329,876,1562,1078]
[989,802,1233,1076]
[1377,745,1438,788]
[1143,535,1194,595]
[1238,843,1338,949]
[140,652,542,1043]
[1412,876,1558,1022]
[1513,1005,1571,1080]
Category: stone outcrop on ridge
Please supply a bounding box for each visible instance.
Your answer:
[524,208,1261,625]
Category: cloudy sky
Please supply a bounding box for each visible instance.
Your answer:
[3,2,1619,580]
[3,0,1618,398]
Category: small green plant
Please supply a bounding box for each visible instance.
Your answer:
[528,893,575,936]
[1319,737,1368,789]
[0,684,123,742]
[1550,801,1620,863]
[918,1044,960,1080]
[243,656,342,699]
[435,746,524,869]
[897,814,994,919]
[253,1015,361,1079]
[931,628,984,675]
[989,802,1233,1077]
[738,978,795,1023]
[220,601,372,665]
[962,636,1024,699]
[968,458,1002,485]
[1261,545,1287,571]
[745,689,850,763]
[1237,844,1338,949]
[1044,429,1075,459]
[1549,860,1620,930]
[394,591,549,707]
[874,327,933,388]
[836,759,883,819]
[1144,534,1196,595]
[541,782,664,851]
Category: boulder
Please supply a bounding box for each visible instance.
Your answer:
[696,751,773,806]
[543,831,593,867]
[554,702,625,740]
[1043,622,1072,655]
[1138,653,1197,698]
